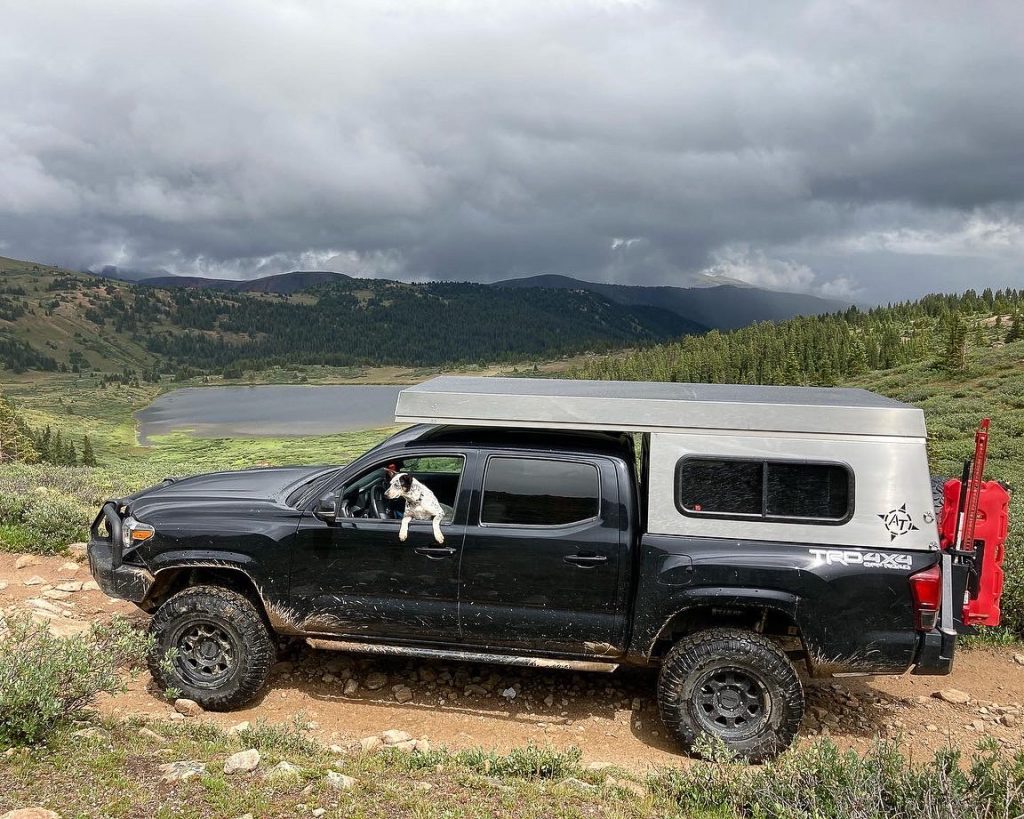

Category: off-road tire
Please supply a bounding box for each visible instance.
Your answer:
[931,474,951,518]
[147,584,275,711]
[657,628,803,762]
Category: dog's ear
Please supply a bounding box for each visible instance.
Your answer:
[398,473,413,491]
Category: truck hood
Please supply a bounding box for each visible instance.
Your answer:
[124,465,333,508]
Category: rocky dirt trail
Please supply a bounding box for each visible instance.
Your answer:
[3,552,1023,772]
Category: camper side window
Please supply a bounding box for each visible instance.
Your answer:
[677,458,852,524]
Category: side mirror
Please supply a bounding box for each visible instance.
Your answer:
[314,491,339,523]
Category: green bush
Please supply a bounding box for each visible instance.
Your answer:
[21,492,89,553]
[650,738,1024,819]
[0,614,152,745]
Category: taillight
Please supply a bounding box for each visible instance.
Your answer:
[909,564,941,631]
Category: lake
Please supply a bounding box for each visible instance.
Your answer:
[136,385,406,442]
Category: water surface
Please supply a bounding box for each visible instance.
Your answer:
[136,385,405,442]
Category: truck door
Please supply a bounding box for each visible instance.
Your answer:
[288,451,474,642]
[458,453,629,655]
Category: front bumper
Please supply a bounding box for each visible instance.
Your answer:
[87,501,154,603]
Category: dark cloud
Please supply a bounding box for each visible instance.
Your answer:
[1,0,1022,302]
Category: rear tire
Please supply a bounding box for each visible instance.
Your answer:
[657,628,803,762]
[931,474,951,518]
[148,584,276,711]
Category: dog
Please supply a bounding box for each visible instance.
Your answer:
[385,472,446,544]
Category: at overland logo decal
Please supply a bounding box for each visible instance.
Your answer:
[808,548,913,570]
[879,504,919,541]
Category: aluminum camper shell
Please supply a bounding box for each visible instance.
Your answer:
[396,376,939,551]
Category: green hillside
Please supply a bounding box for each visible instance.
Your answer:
[0,256,700,375]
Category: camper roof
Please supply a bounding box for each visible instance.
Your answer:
[395,376,926,439]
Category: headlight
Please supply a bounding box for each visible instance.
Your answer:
[122,516,156,552]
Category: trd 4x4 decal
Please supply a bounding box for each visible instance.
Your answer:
[879,504,920,541]
[808,548,913,570]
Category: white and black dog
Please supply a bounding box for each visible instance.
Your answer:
[385,472,446,544]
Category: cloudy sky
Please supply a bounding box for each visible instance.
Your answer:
[1,0,1022,302]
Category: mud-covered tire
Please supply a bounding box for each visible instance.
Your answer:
[657,628,803,762]
[147,585,275,711]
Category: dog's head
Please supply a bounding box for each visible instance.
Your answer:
[385,472,414,500]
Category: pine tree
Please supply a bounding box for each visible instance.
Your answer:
[81,435,97,467]
[1007,313,1023,343]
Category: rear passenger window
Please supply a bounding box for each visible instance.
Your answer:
[677,458,851,523]
[481,457,599,526]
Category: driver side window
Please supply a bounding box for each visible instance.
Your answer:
[339,455,465,522]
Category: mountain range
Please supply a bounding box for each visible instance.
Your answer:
[0,255,847,374]
[126,268,847,332]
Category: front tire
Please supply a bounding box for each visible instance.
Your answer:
[148,585,276,710]
[657,628,803,762]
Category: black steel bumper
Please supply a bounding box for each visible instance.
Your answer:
[87,502,154,603]
[910,628,956,675]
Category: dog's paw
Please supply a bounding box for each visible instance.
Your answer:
[399,531,408,542]
[434,533,445,544]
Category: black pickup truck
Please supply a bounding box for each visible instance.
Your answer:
[88,378,1009,760]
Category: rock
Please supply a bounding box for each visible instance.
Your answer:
[926,724,938,732]
[584,761,613,772]
[81,581,100,592]
[54,581,83,593]
[0,581,7,591]
[934,689,971,705]
[382,729,412,746]
[359,735,383,753]
[27,598,64,614]
[1013,654,1024,667]
[343,678,359,696]
[391,740,417,752]
[58,563,79,573]
[72,726,110,741]
[159,760,206,783]
[464,684,487,696]
[174,698,203,717]
[223,749,260,775]
[14,555,40,570]
[364,672,388,690]
[227,721,250,735]
[1001,714,1017,727]
[544,694,555,707]
[23,576,45,587]
[139,727,168,744]
[41,589,72,600]
[1,809,61,819]
[266,760,302,780]
[501,687,517,701]
[324,771,357,791]
[312,810,326,818]
[45,619,90,638]
[560,777,597,792]
[67,543,88,561]
[413,738,430,753]
[393,685,413,703]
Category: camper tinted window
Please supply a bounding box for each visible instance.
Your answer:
[481,457,599,526]
[677,458,851,523]
[766,462,850,520]
[677,459,763,516]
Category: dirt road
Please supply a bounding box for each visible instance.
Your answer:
[4,552,1023,771]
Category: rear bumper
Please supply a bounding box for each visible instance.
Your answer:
[910,628,956,675]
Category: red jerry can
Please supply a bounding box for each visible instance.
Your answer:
[939,479,1011,626]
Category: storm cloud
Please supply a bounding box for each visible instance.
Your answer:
[1,0,1022,301]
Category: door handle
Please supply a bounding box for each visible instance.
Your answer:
[563,553,608,567]
[415,545,457,559]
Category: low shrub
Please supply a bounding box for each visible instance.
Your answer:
[650,737,1024,819]
[20,491,90,553]
[0,614,152,745]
